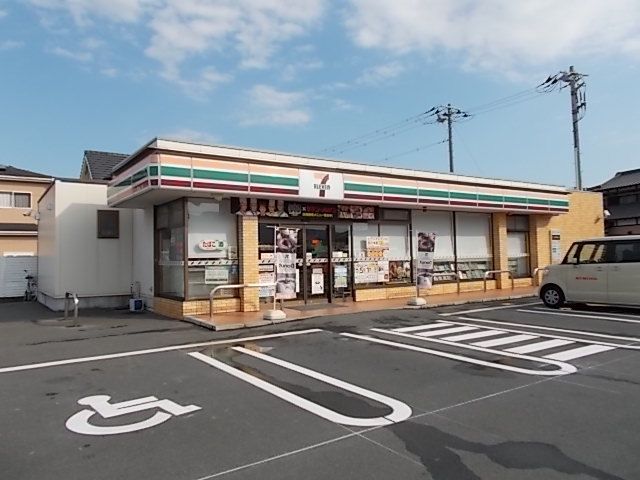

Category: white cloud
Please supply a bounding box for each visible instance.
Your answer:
[161,128,219,144]
[29,0,326,92]
[0,40,24,51]
[281,59,323,81]
[50,46,92,62]
[345,0,640,74]
[357,61,405,85]
[100,67,118,77]
[242,84,311,126]
[0,9,7,19]
[29,0,151,25]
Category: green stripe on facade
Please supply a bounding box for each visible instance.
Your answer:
[450,191,477,201]
[527,198,550,206]
[193,169,249,183]
[250,174,298,187]
[504,196,528,204]
[418,189,449,198]
[384,186,417,196]
[161,166,191,177]
[131,169,147,183]
[149,165,159,176]
[344,182,383,193]
[550,199,570,207]
[115,178,131,187]
[478,193,502,202]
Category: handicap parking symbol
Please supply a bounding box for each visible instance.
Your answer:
[65,395,201,436]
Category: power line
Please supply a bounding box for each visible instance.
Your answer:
[378,138,447,163]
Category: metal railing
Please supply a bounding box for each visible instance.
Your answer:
[64,292,79,319]
[483,270,514,292]
[209,282,278,321]
[532,267,548,286]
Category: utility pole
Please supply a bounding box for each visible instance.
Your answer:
[538,66,587,190]
[434,104,471,173]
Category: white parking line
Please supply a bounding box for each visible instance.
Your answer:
[415,326,477,337]
[442,330,505,341]
[518,309,640,325]
[343,332,576,376]
[394,322,453,333]
[0,329,324,374]
[472,334,538,348]
[189,348,412,427]
[545,345,616,362]
[451,317,640,347]
[439,301,540,317]
[506,339,574,354]
[532,306,640,319]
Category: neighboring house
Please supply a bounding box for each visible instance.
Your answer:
[80,150,128,182]
[591,168,640,236]
[0,165,53,297]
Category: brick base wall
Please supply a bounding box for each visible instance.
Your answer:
[153,296,242,319]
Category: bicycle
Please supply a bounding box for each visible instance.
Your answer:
[24,270,37,301]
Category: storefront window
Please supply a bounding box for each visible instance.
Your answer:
[455,212,493,280]
[155,199,185,299]
[507,215,530,277]
[186,199,238,299]
[331,225,351,298]
[412,211,456,283]
[380,224,411,284]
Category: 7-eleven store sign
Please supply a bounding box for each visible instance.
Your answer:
[299,170,344,201]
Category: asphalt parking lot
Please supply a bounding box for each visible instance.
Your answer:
[1,299,639,480]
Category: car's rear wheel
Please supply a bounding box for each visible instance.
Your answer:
[541,285,564,309]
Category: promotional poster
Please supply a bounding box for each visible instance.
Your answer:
[275,227,299,300]
[417,232,437,289]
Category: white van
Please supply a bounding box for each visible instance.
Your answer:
[539,236,640,308]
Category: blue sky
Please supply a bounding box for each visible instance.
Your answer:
[1,0,639,188]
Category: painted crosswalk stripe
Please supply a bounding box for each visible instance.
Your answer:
[544,345,616,361]
[416,326,478,337]
[473,334,538,348]
[443,330,507,342]
[505,339,575,354]
[394,322,453,333]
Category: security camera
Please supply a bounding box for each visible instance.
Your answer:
[603,209,611,218]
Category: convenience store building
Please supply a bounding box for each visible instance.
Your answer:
[107,138,604,319]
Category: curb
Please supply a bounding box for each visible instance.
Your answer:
[182,292,538,331]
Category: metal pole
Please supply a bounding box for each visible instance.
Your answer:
[447,104,454,173]
[568,66,583,190]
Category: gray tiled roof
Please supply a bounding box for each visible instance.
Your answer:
[84,150,128,180]
[592,168,640,191]
[0,165,51,178]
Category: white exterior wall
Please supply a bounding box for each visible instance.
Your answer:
[36,185,57,298]
[37,181,135,310]
[132,207,154,308]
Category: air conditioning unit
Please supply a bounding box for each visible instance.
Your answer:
[129,298,144,313]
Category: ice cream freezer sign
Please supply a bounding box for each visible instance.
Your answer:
[299,170,344,200]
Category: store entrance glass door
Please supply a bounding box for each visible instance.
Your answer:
[304,226,330,304]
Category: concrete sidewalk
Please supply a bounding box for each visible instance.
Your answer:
[184,286,539,331]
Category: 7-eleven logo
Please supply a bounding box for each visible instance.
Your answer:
[313,173,331,197]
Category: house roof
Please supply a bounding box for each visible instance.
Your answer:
[0,223,37,232]
[83,150,128,181]
[0,165,51,179]
[591,168,640,191]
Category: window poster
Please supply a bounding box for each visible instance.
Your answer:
[377,261,389,282]
[204,266,229,285]
[259,271,275,298]
[417,232,437,289]
[334,265,348,288]
[311,268,324,294]
[354,261,378,284]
